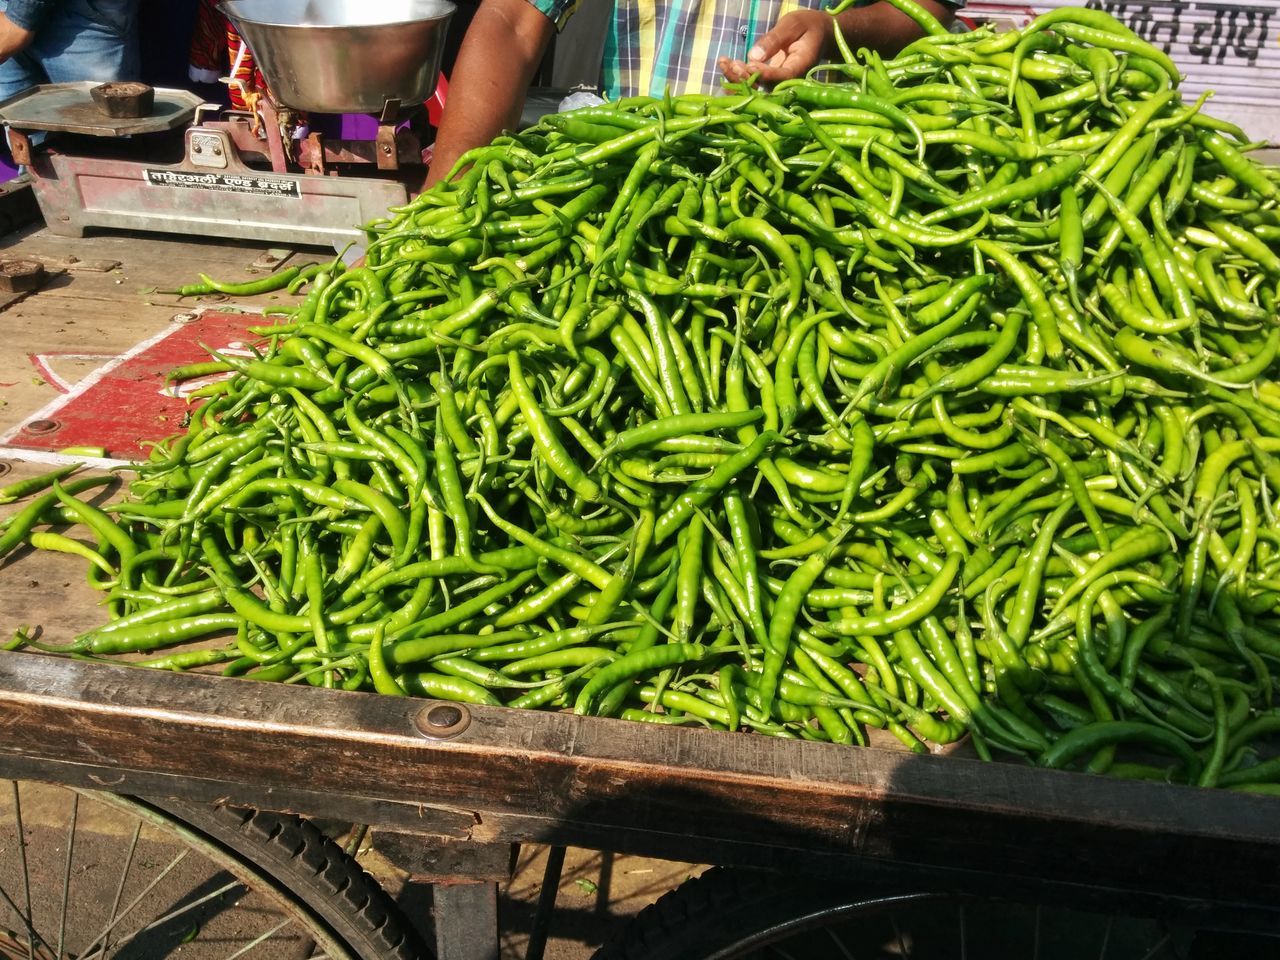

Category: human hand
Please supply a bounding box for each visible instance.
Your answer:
[0,12,34,62]
[717,10,832,87]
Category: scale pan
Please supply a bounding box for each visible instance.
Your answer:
[219,0,455,114]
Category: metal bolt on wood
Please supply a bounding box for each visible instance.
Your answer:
[24,419,61,436]
[414,702,471,740]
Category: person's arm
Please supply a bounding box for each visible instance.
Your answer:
[717,0,955,87]
[425,0,556,187]
[0,0,60,60]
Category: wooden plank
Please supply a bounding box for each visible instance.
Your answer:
[432,883,499,960]
[1,650,1278,920]
[0,532,110,644]
[4,229,284,273]
[0,226,307,452]
[371,831,516,883]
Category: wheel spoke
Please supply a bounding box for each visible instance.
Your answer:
[55,792,78,960]
[822,922,856,960]
[85,820,143,960]
[129,876,244,938]
[1098,914,1114,960]
[0,886,34,941]
[6,781,42,960]
[890,915,911,959]
[218,916,308,960]
[76,848,193,958]
[107,877,325,960]
[4,785,413,960]
[579,870,1280,960]
[1137,929,1174,960]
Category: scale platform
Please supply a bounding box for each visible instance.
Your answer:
[0,82,204,136]
[0,83,416,248]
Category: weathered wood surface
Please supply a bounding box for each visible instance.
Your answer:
[0,224,309,445]
[1,650,1278,924]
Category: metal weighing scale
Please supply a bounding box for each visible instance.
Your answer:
[0,0,455,248]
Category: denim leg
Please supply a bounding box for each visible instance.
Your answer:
[0,49,46,103]
[0,0,139,101]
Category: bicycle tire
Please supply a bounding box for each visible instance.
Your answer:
[147,796,430,960]
[591,866,1280,960]
[1,781,429,960]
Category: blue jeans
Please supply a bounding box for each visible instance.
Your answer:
[0,0,140,102]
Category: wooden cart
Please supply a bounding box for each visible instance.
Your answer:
[2,210,1280,959]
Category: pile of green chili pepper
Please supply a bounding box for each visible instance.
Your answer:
[4,0,1280,789]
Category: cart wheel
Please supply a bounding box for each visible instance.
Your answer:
[591,866,1279,960]
[1,780,429,960]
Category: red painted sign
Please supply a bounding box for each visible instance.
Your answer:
[0,309,264,465]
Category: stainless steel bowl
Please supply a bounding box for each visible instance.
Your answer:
[218,0,455,114]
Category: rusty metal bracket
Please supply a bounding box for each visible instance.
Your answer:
[378,98,402,125]
[375,126,399,171]
[8,129,32,167]
[376,98,402,171]
[305,132,328,176]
